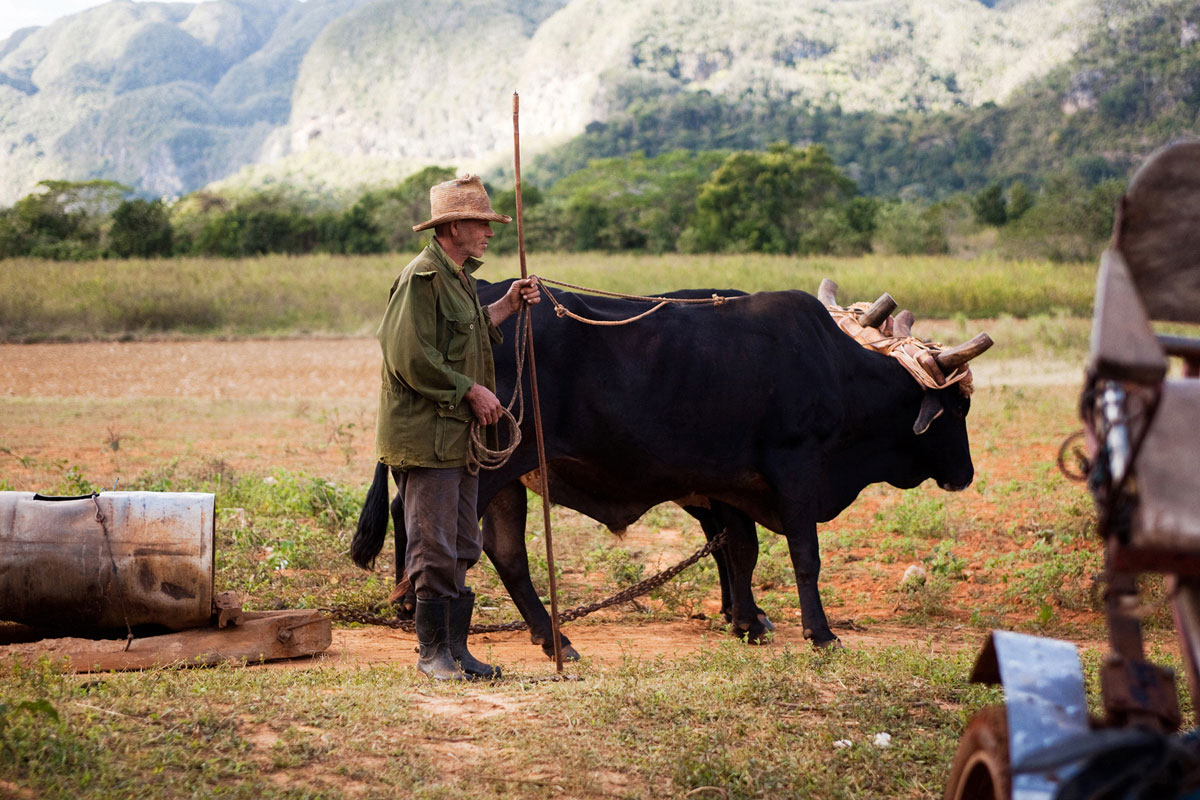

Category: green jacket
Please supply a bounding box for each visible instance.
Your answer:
[375,239,502,469]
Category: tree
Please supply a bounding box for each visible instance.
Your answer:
[970,183,1007,226]
[0,180,126,258]
[1000,173,1124,261]
[488,184,545,255]
[873,202,949,255]
[1005,181,1033,222]
[680,143,860,254]
[316,200,386,254]
[107,198,173,257]
[361,165,457,252]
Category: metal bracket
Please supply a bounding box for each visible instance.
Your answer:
[970,630,1091,800]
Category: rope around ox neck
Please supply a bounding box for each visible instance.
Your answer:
[536,276,729,326]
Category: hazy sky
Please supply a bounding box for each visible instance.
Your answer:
[0,1,203,42]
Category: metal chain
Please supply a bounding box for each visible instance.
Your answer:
[1057,429,1089,482]
[323,529,728,634]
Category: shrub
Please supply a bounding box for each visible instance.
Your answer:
[873,202,948,255]
[107,198,173,257]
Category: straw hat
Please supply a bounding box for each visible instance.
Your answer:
[412,174,512,232]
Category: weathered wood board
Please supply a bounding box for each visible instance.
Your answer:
[1116,139,1200,324]
[11,610,331,673]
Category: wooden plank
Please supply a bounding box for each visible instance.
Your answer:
[1088,249,1166,384]
[1117,140,1200,324]
[1126,380,1200,569]
[46,610,331,673]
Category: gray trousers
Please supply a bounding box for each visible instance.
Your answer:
[395,466,482,600]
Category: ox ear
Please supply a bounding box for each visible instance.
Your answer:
[913,392,944,435]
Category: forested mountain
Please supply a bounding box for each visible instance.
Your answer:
[0,0,1195,205]
[0,0,374,203]
[529,0,1200,198]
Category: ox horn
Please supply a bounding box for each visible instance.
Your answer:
[859,293,897,330]
[817,278,839,307]
[894,310,914,338]
[934,332,994,371]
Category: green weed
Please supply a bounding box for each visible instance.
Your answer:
[585,546,644,587]
[926,541,967,579]
[876,493,947,539]
[985,543,1102,611]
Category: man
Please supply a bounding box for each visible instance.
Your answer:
[376,174,539,681]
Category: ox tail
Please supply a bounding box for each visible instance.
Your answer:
[351,461,391,570]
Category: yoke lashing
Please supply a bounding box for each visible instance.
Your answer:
[825,301,975,396]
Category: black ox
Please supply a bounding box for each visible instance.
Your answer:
[352,280,991,656]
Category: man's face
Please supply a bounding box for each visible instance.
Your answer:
[451,219,494,259]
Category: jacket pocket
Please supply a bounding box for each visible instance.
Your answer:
[443,309,478,364]
[434,413,470,461]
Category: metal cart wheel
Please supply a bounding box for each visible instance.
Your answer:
[944,706,1012,800]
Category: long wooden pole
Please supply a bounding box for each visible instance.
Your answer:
[513,91,565,672]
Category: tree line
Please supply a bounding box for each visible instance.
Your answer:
[0,143,1123,263]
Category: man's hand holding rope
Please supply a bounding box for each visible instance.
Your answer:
[466,276,540,428]
[487,275,540,327]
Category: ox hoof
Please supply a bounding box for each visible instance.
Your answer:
[723,611,775,636]
[387,588,416,619]
[540,642,582,662]
[802,627,843,649]
[733,621,773,645]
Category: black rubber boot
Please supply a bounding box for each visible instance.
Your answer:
[449,590,501,680]
[415,598,465,681]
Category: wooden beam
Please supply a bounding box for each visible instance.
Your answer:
[37,610,331,673]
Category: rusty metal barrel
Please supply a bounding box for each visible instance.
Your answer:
[0,491,214,632]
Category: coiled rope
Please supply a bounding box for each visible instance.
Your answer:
[466,303,529,474]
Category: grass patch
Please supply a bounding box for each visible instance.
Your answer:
[0,642,1005,799]
[875,494,948,540]
[0,253,1096,342]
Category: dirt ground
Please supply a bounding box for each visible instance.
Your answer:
[0,337,1080,487]
[0,618,980,679]
[0,338,1105,668]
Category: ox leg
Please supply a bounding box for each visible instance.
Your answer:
[481,481,580,661]
[684,503,774,642]
[720,507,776,642]
[681,505,735,618]
[387,467,415,618]
[782,515,839,647]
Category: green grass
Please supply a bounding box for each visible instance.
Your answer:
[0,639,1003,799]
[0,252,1097,342]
